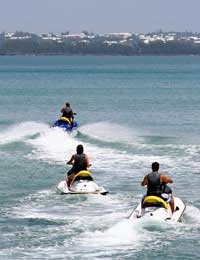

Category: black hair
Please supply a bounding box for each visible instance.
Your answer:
[76,144,84,154]
[152,162,159,172]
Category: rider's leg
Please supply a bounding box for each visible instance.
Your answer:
[170,194,175,213]
[66,167,75,187]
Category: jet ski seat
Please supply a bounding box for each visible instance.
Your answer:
[70,170,93,186]
[142,196,169,209]
[59,117,71,125]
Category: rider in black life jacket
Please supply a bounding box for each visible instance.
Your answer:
[60,102,76,125]
[141,162,174,212]
[66,144,90,187]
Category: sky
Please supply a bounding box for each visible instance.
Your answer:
[0,0,199,34]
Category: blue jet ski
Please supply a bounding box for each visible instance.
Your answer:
[52,117,78,132]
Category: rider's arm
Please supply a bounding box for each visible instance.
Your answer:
[141,175,148,186]
[60,107,65,113]
[71,109,76,116]
[85,154,90,168]
[160,174,173,184]
[67,155,75,165]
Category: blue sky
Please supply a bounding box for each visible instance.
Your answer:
[0,0,199,34]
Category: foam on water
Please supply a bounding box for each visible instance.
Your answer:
[0,121,48,145]
[1,121,196,177]
[79,121,141,144]
[10,189,74,221]
[77,219,148,249]
[79,122,200,156]
[78,122,200,174]
[23,122,174,176]
[26,126,79,163]
[25,125,119,165]
[10,186,126,221]
[183,204,200,225]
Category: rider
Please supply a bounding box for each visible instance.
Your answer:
[66,144,90,187]
[141,162,174,213]
[60,102,76,125]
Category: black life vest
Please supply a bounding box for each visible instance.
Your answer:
[147,172,164,196]
[73,154,87,173]
[62,107,73,118]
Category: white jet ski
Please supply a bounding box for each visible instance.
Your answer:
[129,195,186,222]
[57,170,108,195]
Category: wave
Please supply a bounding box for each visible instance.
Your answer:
[183,204,200,225]
[26,126,80,163]
[79,121,141,144]
[25,125,174,172]
[0,121,48,145]
[1,121,199,178]
[77,219,147,250]
[78,122,200,158]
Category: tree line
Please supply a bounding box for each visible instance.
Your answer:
[0,35,200,55]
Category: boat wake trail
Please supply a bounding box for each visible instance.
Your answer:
[78,121,141,144]
[78,219,147,248]
[0,121,48,145]
[26,126,79,163]
[183,204,200,225]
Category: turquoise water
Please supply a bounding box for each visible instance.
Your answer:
[0,56,200,259]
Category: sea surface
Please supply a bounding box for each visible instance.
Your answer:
[0,55,200,260]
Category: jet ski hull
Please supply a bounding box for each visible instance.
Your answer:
[129,196,186,222]
[52,117,78,132]
[57,180,108,195]
[57,171,108,195]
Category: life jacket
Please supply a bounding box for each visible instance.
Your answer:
[73,154,87,173]
[147,172,164,196]
[62,107,73,119]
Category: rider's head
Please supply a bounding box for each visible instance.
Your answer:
[76,144,84,154]
[66,102,70,107]
[152,162,159,172]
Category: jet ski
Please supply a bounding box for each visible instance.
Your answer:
[52,117,78,132]
[129,194,186,222]
[57,170,108,195]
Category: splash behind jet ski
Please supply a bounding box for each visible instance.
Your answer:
[129,195,186,222]
[52,117,78,132]
[57,170,108,195]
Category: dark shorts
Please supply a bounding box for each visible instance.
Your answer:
[67,166,75,176]
[67,166,87,177]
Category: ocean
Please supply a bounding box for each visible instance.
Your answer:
[0,55,200,259]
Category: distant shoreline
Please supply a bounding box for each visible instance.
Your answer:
[0,53,200,56]
[1,31,200,56]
